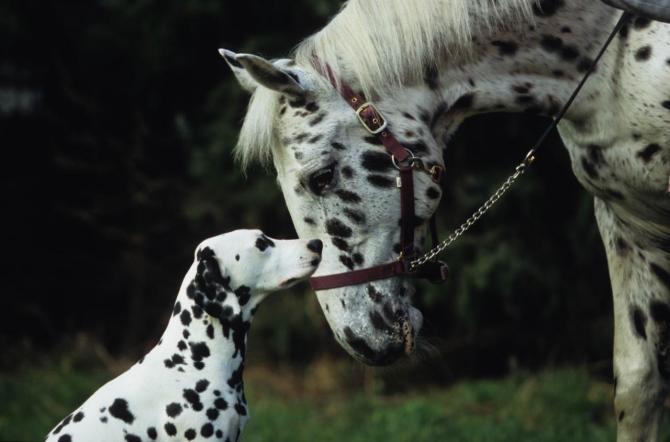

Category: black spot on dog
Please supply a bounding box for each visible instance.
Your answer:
[53,414,72,434]
[533,0,564,17]
[57,436,72,442]
[492,40,519,56]
[147,427,157,440]
[206,408,219,420]
[367,175,395,188]
[619,411,625,422]
[201,423,214,438]
[635,46,652,61]
[637,144,661,163]
[185,428,197,440]
[214,397,228,410]
[73,411,84,422]
[189,342,211,363]
[235,403,248,416]
[326,219,353,238]
[125,435,141,442]
[631,306,647,340]
[362,151,393,172]
[109,398,134,424]
[651,263,670,289]
[164,422,177,436]
[195,379,209,393]
[255,235,275,251]
[180,310,192,326]
[183,389,204,411]
[173,301,182,316]
[166,402,183,418]
[234,286,251,306]
[335,189,362,203]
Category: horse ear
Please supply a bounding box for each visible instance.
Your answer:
[219,49,305,97]
[219,49,259,93]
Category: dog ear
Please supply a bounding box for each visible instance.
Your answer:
[219,49,305,97]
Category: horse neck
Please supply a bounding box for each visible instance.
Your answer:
[404,1,622,146]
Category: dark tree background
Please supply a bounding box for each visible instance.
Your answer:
[1,0,612,382]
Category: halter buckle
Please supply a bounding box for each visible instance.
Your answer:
[356,102,388,134]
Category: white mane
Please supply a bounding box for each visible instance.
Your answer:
[237,0,536,167]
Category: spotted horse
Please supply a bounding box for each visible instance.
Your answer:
[222,0,670,438]
[45,230,323,442]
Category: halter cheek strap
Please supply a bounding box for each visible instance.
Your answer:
[308,62,448,291]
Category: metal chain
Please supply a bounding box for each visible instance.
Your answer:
[410,149,535,270]
[409,12,630,272]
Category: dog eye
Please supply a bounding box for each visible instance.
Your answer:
[308,165,335,195]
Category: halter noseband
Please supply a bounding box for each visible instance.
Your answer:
[309,62,449,291]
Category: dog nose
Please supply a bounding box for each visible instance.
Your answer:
[307,239,323,255]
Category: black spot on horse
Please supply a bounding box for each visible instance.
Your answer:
[451,93,474,111]
[650,263,670,289]
[533,0,564,17]
[331,237,350,252]
[364,135,383,146]
[576,57,594,73]
[332,142,347,150]
[560,45,580,61]
[367,285,383,303]
[424,65,440,90]
[662,101,670,110]
[343,327,403,366]
[649,301,670,379]
[492,40,519,56]
[581,157,599,180]
[426,187,441,200]
[109,398,134,424]
[367,175,395,188]
[615,237,630,256]
[335,189,362,203]
[633,16,652,29]
[341,166,354,178]
[637,144,661,163]
[362,151,394,172]
[635,46,652,62]
[326,219,353,238]
[304,217,316,225]
[340,255,354,270]
[540,35,563,53]
[631,306,647,340]
[344,208,366,225]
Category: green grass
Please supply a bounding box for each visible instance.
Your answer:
[2,366,668,442]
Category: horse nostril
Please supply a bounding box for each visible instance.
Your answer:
[307,239,323,255]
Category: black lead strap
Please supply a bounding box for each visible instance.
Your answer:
[530,11,631,157]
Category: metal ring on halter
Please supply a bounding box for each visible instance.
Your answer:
[391,148,416,169]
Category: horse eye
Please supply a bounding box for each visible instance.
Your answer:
[308,165,335,195]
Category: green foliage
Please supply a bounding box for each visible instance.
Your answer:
[6,364,667,442]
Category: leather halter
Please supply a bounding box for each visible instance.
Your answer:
[309,62,449,291]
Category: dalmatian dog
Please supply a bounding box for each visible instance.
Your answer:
[46,230,323,442]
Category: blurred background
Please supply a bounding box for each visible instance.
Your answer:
[2,1,661,440]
